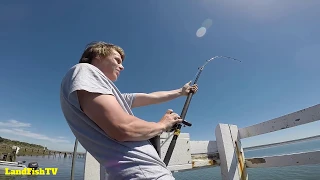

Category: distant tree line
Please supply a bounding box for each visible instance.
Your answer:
[0,136,44,149]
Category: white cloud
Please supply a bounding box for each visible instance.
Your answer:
[0,128,69,143]
[0,120,85,152]
[0,119,69,144]
[0,119,31,128]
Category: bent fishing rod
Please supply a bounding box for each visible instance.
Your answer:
[163,56,241,166]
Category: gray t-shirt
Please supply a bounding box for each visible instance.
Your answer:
[59,63,174,180]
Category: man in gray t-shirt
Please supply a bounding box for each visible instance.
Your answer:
[60,41,198,180]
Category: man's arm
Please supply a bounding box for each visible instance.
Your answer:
[77,90,166,142]
[131,81,198,108]
[131,88,182,108]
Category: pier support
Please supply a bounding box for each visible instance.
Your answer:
[215,124,247,180]
[84,151,106,180]
[160,132,192,171]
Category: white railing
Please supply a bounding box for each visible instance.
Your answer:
[79,103,320,180]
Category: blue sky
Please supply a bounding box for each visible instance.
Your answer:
[1,0,319,152]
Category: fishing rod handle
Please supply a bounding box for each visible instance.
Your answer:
[180,69,203,126]
[180,92,193,118]
[180,92,194,126]
[169,92,193,131]
[163,133,179,165]
[170,71,202,130]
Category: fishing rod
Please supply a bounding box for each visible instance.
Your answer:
[163,56,241,166]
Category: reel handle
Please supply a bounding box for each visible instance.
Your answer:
[182,120,192,126]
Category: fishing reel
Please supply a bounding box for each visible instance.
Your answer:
[168,120,192,132]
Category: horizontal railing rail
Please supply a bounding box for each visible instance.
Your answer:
[246,150,320,168]
[244,134,320,151]
[239,104,320,139]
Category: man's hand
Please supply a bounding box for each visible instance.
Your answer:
[181,81,198,96]
[158,109,183,131]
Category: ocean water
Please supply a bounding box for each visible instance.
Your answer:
[0,139,319,180]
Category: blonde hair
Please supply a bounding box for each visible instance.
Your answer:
[79,41,125,64]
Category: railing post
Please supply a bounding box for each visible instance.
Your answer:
[70,139,78,180]
[83,151,106,180]
[215,123,247,180]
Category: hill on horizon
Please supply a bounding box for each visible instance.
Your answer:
[0,136,46,150]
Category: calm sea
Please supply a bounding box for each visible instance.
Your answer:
[1,139,319,180]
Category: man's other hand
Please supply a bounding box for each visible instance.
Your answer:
[158,109,183,130]
[181,81,198,96]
